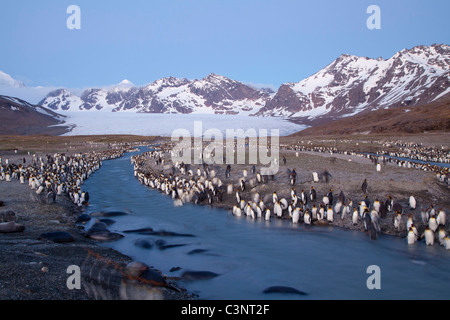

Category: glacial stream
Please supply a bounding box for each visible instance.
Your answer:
[81,148,450,300]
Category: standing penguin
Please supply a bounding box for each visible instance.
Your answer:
[443,237,450,250]
[289,169,296,186]
[225,165,231,178]
[373,199,381,213]
[352,208,359,226]
[253,192,260,204]
[234,206,242,217]
[438,228,447,246]
[292,193,299,207]
[311,205,318,220]
[300,190,307,205]
[256,172,262,184]
[259,200,265,212]
[256,206,262,219]
[326,189,334,206]
[429,216,438,232]
[409,195,416,210]
[240,199,246,210]
[361,179,368,194]
[407,227,417,245]
[309,187,317,202]
[292,207,300,224]
[322,195,330,207]
[318,205,325,221]
[385,196,393,213]
[235,189,241,204]
[379,201,387,219]
[338,191,345,204]
[265,208,271,221]
[312,172,319,183]
[424,227,435,246]
[394,212,402,231]
[240,179,246,191]
[437,209,446,226]
[421,210,430,225]
[272,192,278,204]
[341,204,350,220]
[304,210,312,225]
[376,163,381,172]
[406,215,414,231]
[370,210,381,233]
[274,201,283,218]
[326,206,334,222]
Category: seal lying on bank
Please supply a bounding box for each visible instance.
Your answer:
[0,221,25,233]
[38,231,74,243]
[263,286,308,295]
[85,222,124,241]
[90,211,129,217]
[124,261,181,292]
[181,270,220,281]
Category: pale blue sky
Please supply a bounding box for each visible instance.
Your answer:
[0,0,449,90]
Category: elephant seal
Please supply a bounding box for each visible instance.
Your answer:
[98,218,116,226]
[263,286,308,295]
[90,211,129,217]
[75,214,91,223]
[170,266,182,272]
[123,227,154,233]
[155,239,187,250]
[181,270,220,281]
[85,222,123,241]
[0,221,25,233]
[187,249,209,255]
[143,230,195,237]
[124,261,180,291]
[87,222,109,234]
[134,238,154,249]
[87,231,124,241]
[38,231,74,243]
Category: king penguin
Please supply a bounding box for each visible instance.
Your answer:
[424,227,435,246]
[409,195,416,210]
[407,227,417,245]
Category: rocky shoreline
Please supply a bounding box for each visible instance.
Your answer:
[0,162,197,300]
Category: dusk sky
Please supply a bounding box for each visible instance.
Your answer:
[1,0,449,90]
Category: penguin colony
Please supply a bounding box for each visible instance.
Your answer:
[280,140,449,185]
[0,149,126,206]
[132,143,449,250]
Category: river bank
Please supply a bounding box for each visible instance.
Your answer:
[136,141,450,243]
[1,133,449,300]
[0,156,196,300]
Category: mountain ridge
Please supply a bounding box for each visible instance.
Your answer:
[0,95,69,135]
[1,44,449,124]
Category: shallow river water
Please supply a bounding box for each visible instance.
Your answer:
[81,148,450,300]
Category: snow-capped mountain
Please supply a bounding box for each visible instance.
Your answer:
[256,44,450,123]
[32,44,450,122]
[40,74,272,115]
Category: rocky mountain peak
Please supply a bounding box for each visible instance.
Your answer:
[35,44,449,122]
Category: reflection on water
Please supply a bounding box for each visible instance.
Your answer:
[81,149,450,300]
